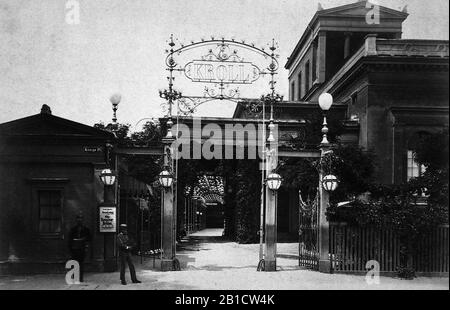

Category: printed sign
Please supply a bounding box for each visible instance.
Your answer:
[99,207,116,233]
[84,146,102,153]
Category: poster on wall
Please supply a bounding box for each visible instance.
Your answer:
[99,207,117,233]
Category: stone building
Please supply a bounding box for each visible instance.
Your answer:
[234,0,449,238]
[284,0,449,184]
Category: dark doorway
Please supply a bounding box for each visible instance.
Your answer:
[205,203,224,228]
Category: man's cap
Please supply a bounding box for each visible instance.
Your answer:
[120,224,127,228]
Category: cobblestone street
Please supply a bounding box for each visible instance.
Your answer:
[0,229,448,290]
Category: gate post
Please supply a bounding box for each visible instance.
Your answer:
[264,181,277,271]
[161,135,177,271]
[264,118,279,272]
[318,143,331,273]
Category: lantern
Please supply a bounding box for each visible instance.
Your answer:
[159,170,174,188]
[266,173,282,191]
[110,93,122,106]
[318,93,333,111]
[322,174,338,192]
[100,169,116,186]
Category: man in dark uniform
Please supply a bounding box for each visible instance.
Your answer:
[117,224,141,285]
[68,214,91,282]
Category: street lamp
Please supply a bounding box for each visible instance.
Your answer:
[266,173,282,191]
[110,93,121,125]
[322,174,338,192]
[318,93,333,145]
[317,92,336,274]
[100,169,117,186]
[159,170,174,188]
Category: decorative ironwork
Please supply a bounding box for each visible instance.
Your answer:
[162,35,280,115]
[298,189,320,270]
[160,35,283,272]
[280,128,307,150]
[260,93,283,107]
[184,44,260,84]
[242,100,263,116]
[204,83,240,100]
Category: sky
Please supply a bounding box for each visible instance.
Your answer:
[0,0,448,130]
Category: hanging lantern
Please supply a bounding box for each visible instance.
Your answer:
[100,169,116,186]
[266,173,282,191]
[322,174,338,192]
[158,170,174,188]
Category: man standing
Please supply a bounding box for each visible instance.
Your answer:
[117,224,141,285]
[68,214,91,282]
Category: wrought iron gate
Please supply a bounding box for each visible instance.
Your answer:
[298,189,320,270]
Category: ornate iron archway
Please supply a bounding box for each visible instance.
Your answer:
[158,35,283,271]
[161,35,280,116]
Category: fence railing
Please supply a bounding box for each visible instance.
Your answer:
[413,225,449,274]
[329,223,449,275]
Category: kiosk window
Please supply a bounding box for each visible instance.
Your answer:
[38,190,62,234]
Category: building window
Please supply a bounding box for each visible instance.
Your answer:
[297,72,302,100]
[305,61,310,93]
[312,43,317,82]
[38,190,63,234]
[407,150,426,181]
[351,92,358,106]
[290,81,295,101]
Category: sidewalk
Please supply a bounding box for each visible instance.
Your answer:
[0,229,448,290]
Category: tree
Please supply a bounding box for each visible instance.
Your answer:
[93,121,163,185]
[93,122,132,146]
[323,144,376,203]
[278,143,376,204]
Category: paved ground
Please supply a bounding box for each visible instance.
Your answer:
[0,229,448,290]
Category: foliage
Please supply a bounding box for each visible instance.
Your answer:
[93,121,163,185]
[93,122,132,146]
[396,265,416,280]
[409,128,449,209]
[278,143,376,203]
[411,129,449,171]
[327,184,448,278]
[328,185,448,232]
[326,129,448,229]
[233,160,261,244]
[281,111,370,201]
[129,121,162,147]
[221,161,238,240]
[278,157,318,198]
[320,144,376,203]
[94,120,162,147]
[326,129,449,278]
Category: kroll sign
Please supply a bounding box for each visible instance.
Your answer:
[184,60,260,84]
[163,37,280,104]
